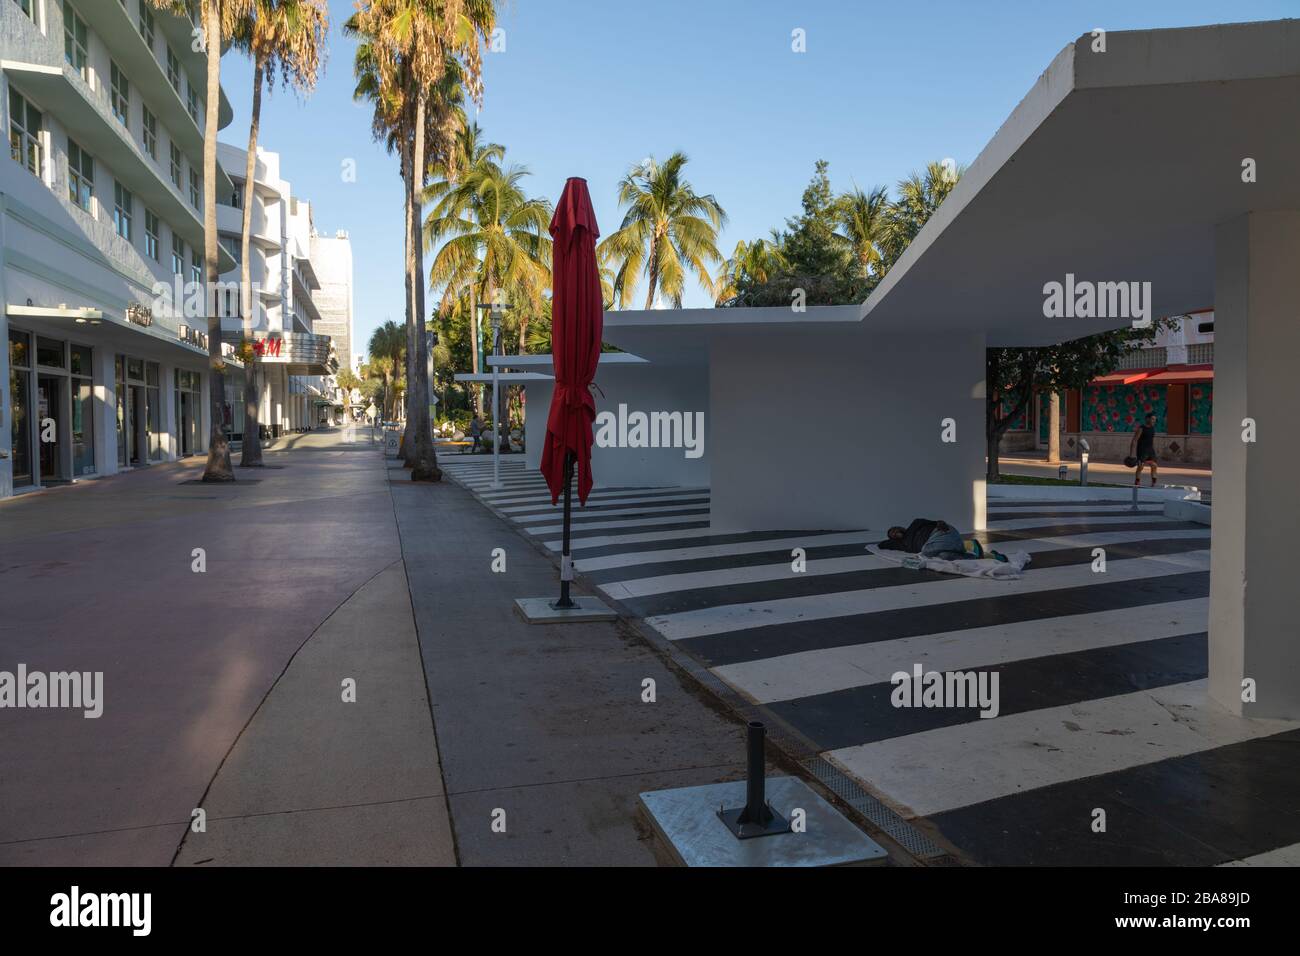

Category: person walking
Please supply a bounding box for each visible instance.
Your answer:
[1129,412,1159,487]
[470,414,483,453]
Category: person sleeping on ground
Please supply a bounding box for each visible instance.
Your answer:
[878,518,1008,562]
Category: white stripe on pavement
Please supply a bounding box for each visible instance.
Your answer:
[524,513,711,536]
[825,680,1294,819]
[713,598,1209,704]
[644,551,1210,641]
[597,529,1210,599]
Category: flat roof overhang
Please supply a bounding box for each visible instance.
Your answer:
[485,353,649,368]
[3,61,236,275]
[602,19,1300,355]
[862,18,1300,345]
[455,371,554,384]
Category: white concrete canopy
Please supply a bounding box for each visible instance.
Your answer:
[594,20,1300,718]
[601,20,1300,353]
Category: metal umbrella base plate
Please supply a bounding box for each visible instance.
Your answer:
[514,596,617,624]
[639,777,888,867]
[717,803,793,840]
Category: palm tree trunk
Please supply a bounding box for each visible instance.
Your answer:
[643,248,659,310]
[469,284,482,418]
[400,118,416,466]
[239,56,265,467]
[201,0,233,482]
[409,88,439,481]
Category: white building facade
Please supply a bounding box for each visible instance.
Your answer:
[215,143,331,438]
[2,0,242,498]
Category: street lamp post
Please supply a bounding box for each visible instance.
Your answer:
[477,301,511,490]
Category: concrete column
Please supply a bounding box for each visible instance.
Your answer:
[1209,211,1300,719]
[1047,392,1061,463]
[160,362,177,460]
[199,367,211,453]
[94,347,119,477]
[0,308,11,499]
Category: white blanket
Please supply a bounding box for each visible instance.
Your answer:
[867,544,1031,580]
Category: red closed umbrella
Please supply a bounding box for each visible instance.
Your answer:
[540,178,603,608]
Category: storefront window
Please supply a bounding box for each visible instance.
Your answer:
[9,330,32,486]
[36,337,65,369]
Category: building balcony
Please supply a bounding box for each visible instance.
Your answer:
[2,60,235,275]
[71,0,235,197]
[216,202,279,252]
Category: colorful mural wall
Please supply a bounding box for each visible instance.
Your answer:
[1000,393,1029,431]
[1190,383,1214,434]
[1083,382,1167,433]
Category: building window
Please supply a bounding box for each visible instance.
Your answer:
[172,233,185,275]
[220,235,241,264]
[187,83,200,125]
[145,210,160,261]
[191,249,202,285]
[168,144,182,189]
[13,0,34,21]
[110,62,130,127]
[139,3,156,49]
[189,168,201,209]
[142,107,157,158]
[64,2,90,81]
[8,88,43,179]
[167,47,182,94]
[67,139,94,212]
[114,181,134,242]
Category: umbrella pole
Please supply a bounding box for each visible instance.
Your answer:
[555,451,577,609]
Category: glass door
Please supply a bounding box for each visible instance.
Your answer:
[37,375,64,482]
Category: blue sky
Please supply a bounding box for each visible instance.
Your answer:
[218,0,1298,363]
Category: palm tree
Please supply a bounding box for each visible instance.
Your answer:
[421,121,498,414]
[150,0,253,481]
[424,125,552,414]
[880,161,963,269]
[368,320,406,420]
[232,0,328,467]
[835,184,889,280]
[600,153,727,309]
[713,236,787,305]
[347,0,494,481]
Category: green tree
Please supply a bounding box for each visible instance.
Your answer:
[232,0,328,466]
[367,320,406,420]
[723,161,867,307]
[880,160,963,269]
[348,0,494,481]
[424,123,553,414]
[600,153,727,309]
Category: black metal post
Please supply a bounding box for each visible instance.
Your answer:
[737,721,773,826]
[553,451,577,609]
[717,720,791,839]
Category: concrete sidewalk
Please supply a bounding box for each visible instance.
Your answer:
[174,561,455,866]
[1001,453,1212,492]
[0,430,416,864]
[390,468,752,866]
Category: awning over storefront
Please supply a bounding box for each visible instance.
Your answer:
[1092,369,1158,386]
[1091,364,1213,386]
[1144,365,1214,384]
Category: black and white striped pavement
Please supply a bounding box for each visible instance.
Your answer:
[440,457,1300,866]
